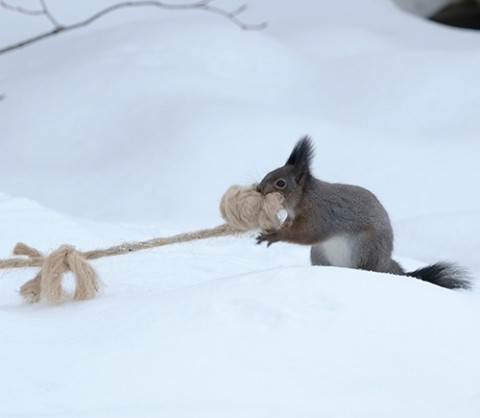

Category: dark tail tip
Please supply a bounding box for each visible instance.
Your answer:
[407,262,472,290]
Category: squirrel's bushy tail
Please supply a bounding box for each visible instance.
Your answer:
[406,262,472,290]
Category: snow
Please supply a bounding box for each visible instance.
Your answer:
[1,0,479,417]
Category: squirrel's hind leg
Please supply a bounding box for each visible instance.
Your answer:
[352,227,404,275]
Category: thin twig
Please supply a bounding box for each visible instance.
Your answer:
[0,0,267,55]
[39,0,61,28]
[203,3,267,30]
[0,0,43,15]
[230,4,247,17]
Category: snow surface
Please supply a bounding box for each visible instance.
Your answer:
[1,1,480,417]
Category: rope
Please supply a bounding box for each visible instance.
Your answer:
[0,184,284,305]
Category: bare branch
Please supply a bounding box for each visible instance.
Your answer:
[0,0,43,15]
[202,3,267,30]
[0,27,62,54]
[230,4,247,17]
[39,0,61,28]
[0,0,267,54]
[0,0,62,27]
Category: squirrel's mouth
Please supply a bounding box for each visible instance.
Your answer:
[256,183,273,195]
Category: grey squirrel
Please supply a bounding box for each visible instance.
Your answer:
[256,136,471,290]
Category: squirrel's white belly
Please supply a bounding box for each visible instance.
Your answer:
[320,235,354,268]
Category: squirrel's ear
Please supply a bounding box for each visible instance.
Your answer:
[285,136,314,181]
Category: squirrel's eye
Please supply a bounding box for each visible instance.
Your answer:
[275,179,286,188]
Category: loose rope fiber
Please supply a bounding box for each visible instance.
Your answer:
[0,184,284,305]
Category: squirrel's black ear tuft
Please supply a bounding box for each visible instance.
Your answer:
[286,136,314,179]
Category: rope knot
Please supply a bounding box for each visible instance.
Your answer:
[18,243,100,305]
[219,184,284,232]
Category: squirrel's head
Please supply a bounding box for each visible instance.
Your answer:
[257,136,314,199]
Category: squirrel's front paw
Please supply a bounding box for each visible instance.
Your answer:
[256,232,279,247]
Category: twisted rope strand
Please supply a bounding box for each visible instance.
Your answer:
[1,184,284,305]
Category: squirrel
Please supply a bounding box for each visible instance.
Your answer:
[256,136,471,290]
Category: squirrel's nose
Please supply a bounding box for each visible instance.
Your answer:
[256,184,263,194]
